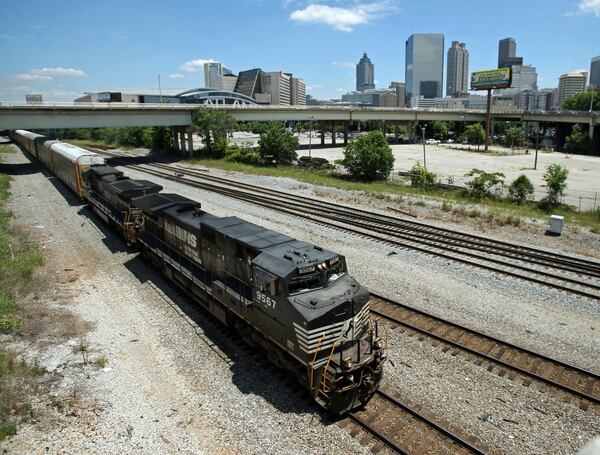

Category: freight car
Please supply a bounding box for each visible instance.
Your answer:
[10,129,386,414]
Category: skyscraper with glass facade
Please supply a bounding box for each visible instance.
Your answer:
[405,34,444,106]
[498,38,523,69]
[590,56,600,89]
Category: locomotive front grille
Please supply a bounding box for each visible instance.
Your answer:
[294,302,371,355]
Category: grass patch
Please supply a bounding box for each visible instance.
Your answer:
[92,356,108,368]
[0,144,16,154]
[0,154,45,440]
[185,158,600,232]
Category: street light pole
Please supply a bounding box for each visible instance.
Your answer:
[421,124,427,168]
[534,127,540,170]
[158,74,163,104]
[308,115,314,158]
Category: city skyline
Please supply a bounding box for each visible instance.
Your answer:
[0,0,599,102]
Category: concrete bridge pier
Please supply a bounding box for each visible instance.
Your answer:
[331,122,336,146]
[320,128,325,146]
[171,127,181,153]
[186,128,194,156]
[344,122,349,146]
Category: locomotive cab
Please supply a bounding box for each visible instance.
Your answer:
[252,243,385,414]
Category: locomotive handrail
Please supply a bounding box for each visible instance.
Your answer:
[309,333,326,391]
[320,339,343,395]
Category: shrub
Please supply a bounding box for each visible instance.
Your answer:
[410,161,436,187]
[464,169,505,199]
[224,144,261,165]
[441,201,452,212]
[342,131,394,181]
[508,175,534,204]
[258,123,298,165]
[542,163,568,208]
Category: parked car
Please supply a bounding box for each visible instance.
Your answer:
[425,139,440,145]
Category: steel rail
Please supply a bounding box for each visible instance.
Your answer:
[369,294,599,406]
[349,389,487,454]
[154,160,600,275]
[100,150,600,275]
[100,155,600,300]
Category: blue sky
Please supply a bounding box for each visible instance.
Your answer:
[1,0,599,101]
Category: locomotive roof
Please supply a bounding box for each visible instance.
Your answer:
[110,179,163,198]
[132,193,199,217]
[48,141,106,165]
[254,241,337,277]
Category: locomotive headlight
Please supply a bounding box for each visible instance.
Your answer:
[343,356,353,370]
[374,337,383,350]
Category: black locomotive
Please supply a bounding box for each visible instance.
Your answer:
[12,129,386,414]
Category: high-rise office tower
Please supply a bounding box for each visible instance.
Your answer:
[446,41,469,98]
[356,53,375,91]
[498,37,523,68]
[290,77,306,105]
[405,33,444,105]
[558,71,588,106]
[590,56,600,89]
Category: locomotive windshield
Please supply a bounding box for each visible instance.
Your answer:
[287,258,347,295]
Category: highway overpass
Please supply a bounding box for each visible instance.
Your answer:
[0,102,598,130]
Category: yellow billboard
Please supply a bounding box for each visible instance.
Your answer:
[471,68,512,90]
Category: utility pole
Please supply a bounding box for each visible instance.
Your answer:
[421,124,427,168]
[308,115,314,158]
[485,88,492,151]
[534,127,540,170]
[158,74,163,104]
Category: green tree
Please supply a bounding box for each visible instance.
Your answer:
[258,123,299,165]
[224,144,261,165]
[410,161,436,187]
[561,91,600,111]
[508,175,534,204]
[192,107,238,157]
[542,163,569,208]
[564,124,593,155]
[505,127,523,148]
[432,121,448,140]
[342,131,394,180]
[151,127,173,153]
[464,169,505,199]
[462,124,485,144]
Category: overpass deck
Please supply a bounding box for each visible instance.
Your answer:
[0,102,598,130]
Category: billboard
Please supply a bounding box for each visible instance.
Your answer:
[471,68,512,91]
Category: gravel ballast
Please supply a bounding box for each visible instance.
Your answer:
[1,146,598,454]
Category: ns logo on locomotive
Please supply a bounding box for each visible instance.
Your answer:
[11,129,386,414]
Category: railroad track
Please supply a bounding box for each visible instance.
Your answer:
[369,293,600,411]
[344,389,487,454]
[99,151,600,300]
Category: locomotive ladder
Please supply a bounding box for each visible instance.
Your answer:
[123,208,144,245]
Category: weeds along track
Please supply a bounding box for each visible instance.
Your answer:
[99,151,600,301]
[369,293,599,411]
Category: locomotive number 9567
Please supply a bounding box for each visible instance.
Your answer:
[256,290,277,310]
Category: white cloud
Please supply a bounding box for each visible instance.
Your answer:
[14,67,86,81]
[168,73,185,79]
[578,0,600,16]
[332,61,355,68]
[289,1,396,32]
[180,59,216,72]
